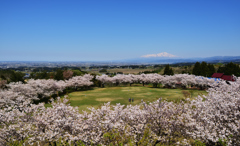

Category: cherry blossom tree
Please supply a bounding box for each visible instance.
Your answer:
[63,70,74,80]
[0,74,239,145]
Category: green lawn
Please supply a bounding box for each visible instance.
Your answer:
[47,86,207,112]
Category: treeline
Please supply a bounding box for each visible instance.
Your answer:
[0,68,104,89]
[217,62,240,76]
[30,69,87,80]
[192,62,215,77]
[162,62,240,77]
[192,62,240,77]
[0,68,87,83]
[0,70,25,83]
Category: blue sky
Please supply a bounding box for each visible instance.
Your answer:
[0,0,239,61]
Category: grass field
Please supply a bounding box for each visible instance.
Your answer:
[87,68,155,74]
[47,86,207,112]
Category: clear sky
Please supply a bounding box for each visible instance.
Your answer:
[0,0,239,61]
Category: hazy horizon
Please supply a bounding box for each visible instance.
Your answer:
[1,0,240,61]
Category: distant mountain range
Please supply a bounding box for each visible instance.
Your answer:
[115,56,240,64]
[1,56,240,67]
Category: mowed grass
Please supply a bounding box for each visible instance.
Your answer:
[62,86,207,112]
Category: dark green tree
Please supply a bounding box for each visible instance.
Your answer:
[217,66,225,74]
[38,71,49,79]
[193,62,216,77]
[192,62,201,75]
[99,69,107,73]
[217,62,240,76]
[54,69,64,81]
[200,62,209,77]
[30,71,51,79]
[163,64,174,75]
[72,70,84,76]
[10,71,25,83]
[91,73,101,87]
[207,64,215,77]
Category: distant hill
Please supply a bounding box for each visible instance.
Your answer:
[116,56,240,64]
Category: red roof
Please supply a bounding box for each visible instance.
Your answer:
[221,75,235,81]
[211,73,224,78]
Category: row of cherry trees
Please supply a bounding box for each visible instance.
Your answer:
[0,73,221,107]
[0,74,93,107]
[0,74,239,145]
[96,74,220,89]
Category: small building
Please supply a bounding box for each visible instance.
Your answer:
[221,75,235,81]
[211,73,235,81]
[211,73,224,78]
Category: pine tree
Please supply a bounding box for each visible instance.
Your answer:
[217,62,240,76]
[192,62,201,75]
[200,62,209,77]
[54,69,64,81]
[163,64,174,75]
[207,64,215,77]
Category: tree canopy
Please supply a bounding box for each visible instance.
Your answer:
[192,62,215,77]
[163,64,174,75]
[217,62,240,76]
